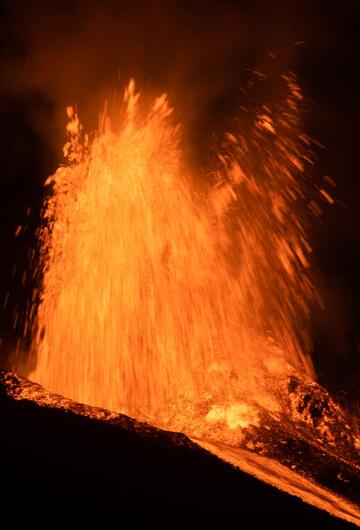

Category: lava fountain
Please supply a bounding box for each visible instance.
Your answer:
[28,74,332,422]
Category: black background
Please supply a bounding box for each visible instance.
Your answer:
[0,0,359,410]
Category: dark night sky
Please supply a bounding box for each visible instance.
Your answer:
[0,0,359,408]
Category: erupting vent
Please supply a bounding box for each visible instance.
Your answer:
[28,75,332,424]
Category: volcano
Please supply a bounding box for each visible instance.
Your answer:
[0,370,359,528]
[1,5,359,527]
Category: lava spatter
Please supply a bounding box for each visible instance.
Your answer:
[29,75,327,423]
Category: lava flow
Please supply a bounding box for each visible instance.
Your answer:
[28,74,331,425]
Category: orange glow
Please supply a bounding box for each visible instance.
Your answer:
[320,189,335,204]
[29,75,325,423]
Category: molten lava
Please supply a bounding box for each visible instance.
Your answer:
[29,75,330,423]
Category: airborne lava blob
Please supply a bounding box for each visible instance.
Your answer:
[29,75,331,422]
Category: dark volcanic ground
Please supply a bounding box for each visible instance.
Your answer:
[0,370,358,529]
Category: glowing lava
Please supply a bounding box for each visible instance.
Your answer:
[29,75,330,421]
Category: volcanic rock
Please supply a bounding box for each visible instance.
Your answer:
[0,370,358,529]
